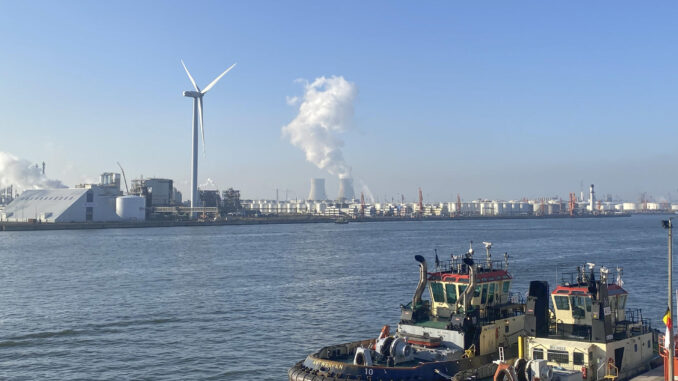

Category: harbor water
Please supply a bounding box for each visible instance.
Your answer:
[0,215,672,380]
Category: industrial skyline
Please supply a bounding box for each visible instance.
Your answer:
[1,2,677,201]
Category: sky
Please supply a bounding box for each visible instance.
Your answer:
[0,1,677,202]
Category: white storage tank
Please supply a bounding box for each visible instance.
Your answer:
[601,202,615,211]
[519,202,530,214]
[622,202,636,211]
[116,196,146,221]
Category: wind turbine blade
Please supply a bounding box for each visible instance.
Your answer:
[181,59,200,91]
[201,63,236,94]
[198,97,205,155]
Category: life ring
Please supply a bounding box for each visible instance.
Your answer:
[494,362,518,381]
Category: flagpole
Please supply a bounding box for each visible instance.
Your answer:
[665,218,674,381]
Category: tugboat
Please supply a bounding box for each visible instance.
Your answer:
[288,242,527,381]
[520,264,658,381]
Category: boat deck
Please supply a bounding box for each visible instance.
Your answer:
[630,365,664,381]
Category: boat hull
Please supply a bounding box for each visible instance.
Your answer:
[288,339,504,381]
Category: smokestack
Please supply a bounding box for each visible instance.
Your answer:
[308,178,327,201]
[42,162,45,175]
[589,184,595,212]
[337,177,355,201]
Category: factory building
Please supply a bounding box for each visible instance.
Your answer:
[1,184,121,223]
[130,178,174,206]
[222,188,241,213]
[0,185,15,206]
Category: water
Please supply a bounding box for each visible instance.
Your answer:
[0,215,673,380]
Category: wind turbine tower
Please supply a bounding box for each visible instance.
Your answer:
[181,60,236,218]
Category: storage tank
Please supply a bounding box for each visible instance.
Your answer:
[502,202,512,215]
[622,202,636,211]
[116,196,146,221]
[646,202,660,210]
[601,202,615,211]
[519,202,530,214]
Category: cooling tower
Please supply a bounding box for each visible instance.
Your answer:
[308,178,327,201]
[337,177,355,201]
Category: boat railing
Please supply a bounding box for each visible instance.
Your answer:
[434,257,508,275]
[509,292,524,305]
[616,308,652,336]
[559,270,590,286]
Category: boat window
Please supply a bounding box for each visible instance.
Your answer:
[554,296,570,310]
[585,297,592,312]
[431,282,445,303]
[609,296,617,310]
[573,352,584,365]
[571,296,586,319]
[474,285,481,298]
[480,284,488,304]
[458,284,467,296]
[445,284,457,304]
[533,348,544,360]
[618,295,626,309]
[488,283,495,304]
[502,281,510,293]
[547,350,569,364]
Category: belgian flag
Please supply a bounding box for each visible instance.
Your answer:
[664,308,672,350]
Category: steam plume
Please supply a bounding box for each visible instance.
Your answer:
[0,151,67,191]
[282,76,357,178]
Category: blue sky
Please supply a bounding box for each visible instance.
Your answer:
[0,1,676,202]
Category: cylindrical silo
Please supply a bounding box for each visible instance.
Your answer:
[116,196,146,221]
[308,178,327,201]
[337,177,355,201]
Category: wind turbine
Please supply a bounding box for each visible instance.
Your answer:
[181,59,236,218]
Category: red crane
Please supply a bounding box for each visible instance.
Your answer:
[568,192,576,216]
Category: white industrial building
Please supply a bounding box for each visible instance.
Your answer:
[1,173,146,223]
[1,185,121,223]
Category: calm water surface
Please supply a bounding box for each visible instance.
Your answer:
[0,215,673,380]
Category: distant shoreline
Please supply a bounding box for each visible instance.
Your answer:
[0,213,639,232]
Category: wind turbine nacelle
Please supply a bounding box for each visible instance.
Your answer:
[183,90,201,97]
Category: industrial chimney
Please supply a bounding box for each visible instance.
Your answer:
[589,184,595,212]
[337,177,355,201]
[308,178,327,201]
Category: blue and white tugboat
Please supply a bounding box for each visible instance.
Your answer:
[288,242,527,381]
